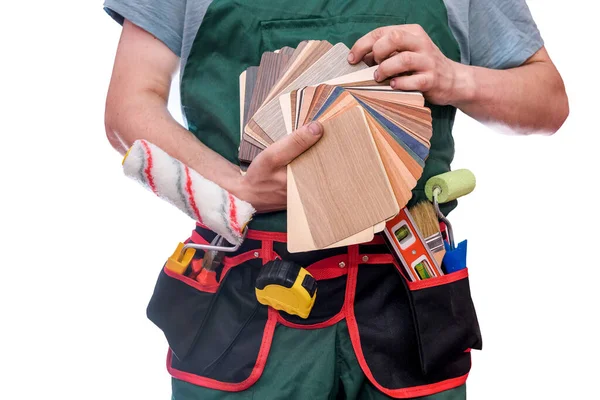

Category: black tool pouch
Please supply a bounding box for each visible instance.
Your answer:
[405,268,483,375]
[146,254,270,384]
[146,266,218,360]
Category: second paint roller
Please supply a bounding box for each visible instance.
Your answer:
[426,169,476,273]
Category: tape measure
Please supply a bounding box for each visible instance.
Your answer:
[255,260,317,319]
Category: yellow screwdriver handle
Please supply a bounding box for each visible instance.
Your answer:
[165,242,197,274]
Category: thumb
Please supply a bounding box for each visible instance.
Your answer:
[266,121,324,167]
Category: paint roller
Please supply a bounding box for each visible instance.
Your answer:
[122,140,255,245]
[123,140,318,319]
[425,169,476,273]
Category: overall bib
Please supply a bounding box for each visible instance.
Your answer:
[146,0,482,399]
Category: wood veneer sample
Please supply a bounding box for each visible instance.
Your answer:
[284,96,378,252]
[296,86,316,129]
[323,66,379,85]
[285,89,401,250]
[374,117,424,180]
[239,67,263,162]
[243,41,323,146]
[286,93,388,252]
[239,70,247,141]
[245,119,273,147]
[278,46,296,58]
[248,52,292,121]
[306,86,425,190]
[262,41,331,104]
[348,89,424,107]
[297,85,429,181]
[240,48,297,161]
[289,106,398,248]
[243,134,268,150]
[249,43,367,143]
[366,114,415,207]
[301,87,419,208]
[356,97,432,147]
[280,91,294,135]
[302,85,336,126]
[356,99,428,164]
[287,170,377,253]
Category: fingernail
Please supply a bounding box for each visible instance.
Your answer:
[390,79,396,89]
[347,53,355,63]
[308,122,323,135]
[374,69,379,81]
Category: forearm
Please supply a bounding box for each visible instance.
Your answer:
[450,55,569,135]
[105,93,241,192]
[105,20,241,193]
[349,28,569,135]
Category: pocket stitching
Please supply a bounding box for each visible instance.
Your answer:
[407,268,469,291]
[164,264,220,294]
[259,14,408,31]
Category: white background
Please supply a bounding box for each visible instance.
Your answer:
[1,1,598,399]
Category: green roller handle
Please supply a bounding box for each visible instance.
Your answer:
[425,169,476,204]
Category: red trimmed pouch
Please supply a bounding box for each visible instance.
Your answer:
[347,252,481,398]
[405,268,483,375]
[145,231,274,390]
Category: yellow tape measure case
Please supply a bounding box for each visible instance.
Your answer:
[255,260,317,319]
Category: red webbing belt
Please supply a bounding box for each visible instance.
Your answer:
[190,223,393,281]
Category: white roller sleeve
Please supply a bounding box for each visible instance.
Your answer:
[122,140,255,245]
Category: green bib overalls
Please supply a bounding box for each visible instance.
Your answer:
[146,0,482,398]
[181,0,461,233]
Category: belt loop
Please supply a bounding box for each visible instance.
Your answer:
[348,244,359,267]
[262,240,274,264]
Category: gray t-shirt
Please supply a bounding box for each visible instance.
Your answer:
[104,0,543,73]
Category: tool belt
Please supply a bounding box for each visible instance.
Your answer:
[146,223,482,397]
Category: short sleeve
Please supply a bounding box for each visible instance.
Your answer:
[468,0,544,69]
[104,0,187,57]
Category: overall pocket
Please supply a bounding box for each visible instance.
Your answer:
[405,268,483,375]
[146,264,223,361]
[259,14,407,52]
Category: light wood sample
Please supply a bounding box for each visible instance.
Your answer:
[289,106,398,248]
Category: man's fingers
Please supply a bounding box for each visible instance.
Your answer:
[401,24,429,36]
[348,26,394,64]
[375,52,430,81]
[263,122,324,167]
[390,73,434,92]
[363,52,375,67]
[372,30,423,65]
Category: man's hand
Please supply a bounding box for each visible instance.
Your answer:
[348,25,459,105]
[348,25,569,134]
[234,122,324,213]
